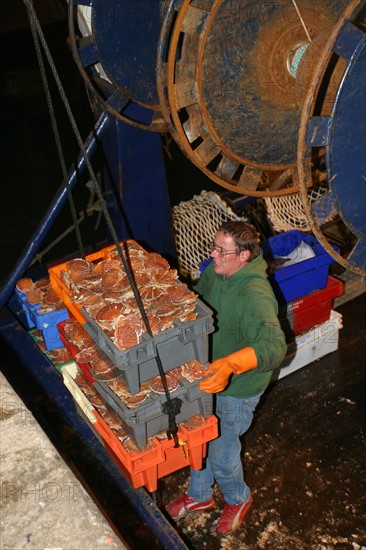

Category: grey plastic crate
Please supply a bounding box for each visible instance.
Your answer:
[94,377,213,450]
[81,298,214,394]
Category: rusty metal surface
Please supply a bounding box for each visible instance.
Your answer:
[158,0,348,195]
[158,0,345,196]
[297,0,366,277]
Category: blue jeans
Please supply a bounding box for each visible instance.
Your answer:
[188,392,263,505]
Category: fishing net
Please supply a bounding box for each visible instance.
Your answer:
[263,183,334,232]
[172,191,248,280]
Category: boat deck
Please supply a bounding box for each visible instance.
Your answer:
[157,291,366,549]
[1,290,365,549]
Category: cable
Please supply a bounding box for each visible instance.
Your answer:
[291,0,312,42]
[23,0,182,445]
[29,213,85,267]
[25,0,86,259]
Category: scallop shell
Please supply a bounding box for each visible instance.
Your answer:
[25,289,44,304]
[182,414,205,430]
[96,302,126,328]
[101,268,122,290]
[107,377,129,398]
[34,278,50,289]
[16,278,34,292]
[145,252,170,271]
[123,392,149,409]
[43,287,62,305]
[88,393,105,408]
[66,258,93,284]
[91,356,116,374]
[139,285,164,302]
[114,319,140,350]
[93,258,122,275]
[122,437,155,454]
[63,319,94,348]
[146,314,163,335]
[181,360,208,382]
[149,372,179,394]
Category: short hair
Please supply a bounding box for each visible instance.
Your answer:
[218,221,261,261]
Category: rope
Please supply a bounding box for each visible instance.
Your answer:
[264,183,332,232]
[291,0,312,42]
[25,0,85,259]
[29,212,85,267]
[24,0,182,445]
[28,196,103,267]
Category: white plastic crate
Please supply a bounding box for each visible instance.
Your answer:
[277,310,342,379]
[62,362,98,425]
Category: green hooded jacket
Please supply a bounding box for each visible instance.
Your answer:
[195,251,287,398]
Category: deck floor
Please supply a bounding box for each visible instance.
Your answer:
[156,292,366,549]
[1,292,364,550]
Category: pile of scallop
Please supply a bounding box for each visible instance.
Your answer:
[62,315,209,452]
[74,366,208,453]
[60,242,198,350]
[62,317,208,410]
[16,276,65,312]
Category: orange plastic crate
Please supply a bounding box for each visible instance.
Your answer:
[102,414,218,492]
[61,363,218,492]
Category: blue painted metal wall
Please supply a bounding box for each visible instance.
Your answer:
[101,110,177,263]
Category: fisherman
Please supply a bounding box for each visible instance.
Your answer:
[166,221,287,536]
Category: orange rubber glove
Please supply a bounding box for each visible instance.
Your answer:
[199,347,258,394]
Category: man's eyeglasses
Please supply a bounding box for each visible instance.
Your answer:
[209,242,239,258]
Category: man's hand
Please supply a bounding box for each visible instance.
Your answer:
[199,347,258,394]
[199,359,233,393]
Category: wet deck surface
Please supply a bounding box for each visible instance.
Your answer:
[156,293,366,549]
[2,293,364,550]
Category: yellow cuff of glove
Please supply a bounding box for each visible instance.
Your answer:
[199,347,257,394]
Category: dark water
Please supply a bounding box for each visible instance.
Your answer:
[1,17,98,281]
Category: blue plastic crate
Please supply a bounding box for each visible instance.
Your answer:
[14,287,68,349]
[7,294,32,329]
[30,307,69,351]
[14,288,40,329]
[199,258,213,275]
[261,230,339,302]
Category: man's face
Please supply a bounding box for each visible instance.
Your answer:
[210,232,249,277]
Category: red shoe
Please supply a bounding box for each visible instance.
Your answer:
[216,495,253,536]
[165,493,215,520]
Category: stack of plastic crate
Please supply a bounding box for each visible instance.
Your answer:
[62,361,218,492]
[260,230,344,378]
[58,318,215,450]
[47,241,218,490]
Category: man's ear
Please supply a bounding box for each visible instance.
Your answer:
[239,249,251,262]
